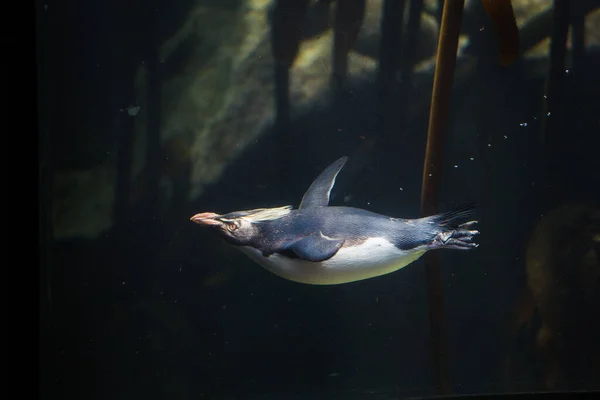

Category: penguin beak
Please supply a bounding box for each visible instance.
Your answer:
[190,212,222,226]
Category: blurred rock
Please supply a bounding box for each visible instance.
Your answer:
[523,203,600,389]
[52,0,600,240]
[354,0,439,64]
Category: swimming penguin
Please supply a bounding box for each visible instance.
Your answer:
[191,157,479,285]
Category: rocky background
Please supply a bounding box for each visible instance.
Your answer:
[49,0,599,240]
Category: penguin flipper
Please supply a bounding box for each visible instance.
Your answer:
[299,157,348,209]
[289,232,345,262]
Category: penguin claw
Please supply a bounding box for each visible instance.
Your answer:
[444,238,479,249]
[458,220,478,229]
[434,226,480,250]
[452,229,480,240]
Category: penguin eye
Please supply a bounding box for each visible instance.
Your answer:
[226,223,238,232]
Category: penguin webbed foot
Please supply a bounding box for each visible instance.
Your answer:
[434,221,479,250]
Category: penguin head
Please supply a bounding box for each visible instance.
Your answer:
[190,206,292,245]
[190,211,257,245]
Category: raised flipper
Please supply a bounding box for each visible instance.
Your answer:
[288,231,345,262]
[299,157,348,209]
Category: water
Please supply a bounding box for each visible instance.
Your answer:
[38,0,600,398]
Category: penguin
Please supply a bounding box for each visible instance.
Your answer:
[190,156,479,285]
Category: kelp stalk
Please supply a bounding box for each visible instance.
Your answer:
[271,0,310,132]
[401,0,424,88]
[377,0,406,109]
[332,0,366,93]
[481,0,520,66]
[271,0,310,184]
[420,0,465,394]
[541,0,569,205]
[144,5,162,221]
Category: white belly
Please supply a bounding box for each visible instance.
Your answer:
[238,237,427,285]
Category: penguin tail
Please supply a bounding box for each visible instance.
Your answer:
[429,202,477,229]
[426,202,479,250]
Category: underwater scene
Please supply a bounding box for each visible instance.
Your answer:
[38,0,599,399]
